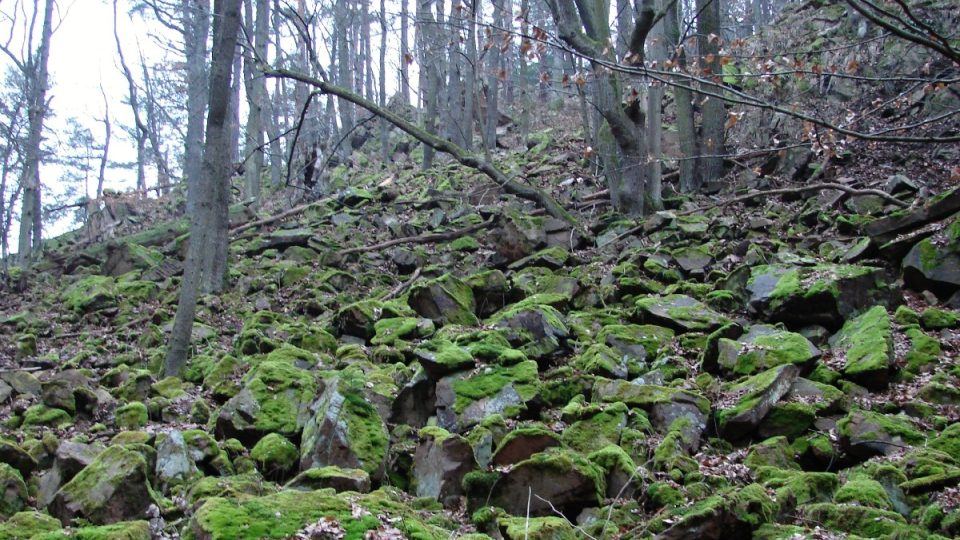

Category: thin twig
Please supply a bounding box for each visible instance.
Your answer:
[338,217,496,256]
[378,267,422,301]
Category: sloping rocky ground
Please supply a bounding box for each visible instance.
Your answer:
[2,3,960,538]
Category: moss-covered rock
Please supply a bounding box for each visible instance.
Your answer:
[487,303,568,359]
[115,401,148,430]
[251,434,298,479]
[800,502,907,537]
[837,409,925,459]
[215,360,318,442]
[436,360,541,431]
[31,520,151,540]
[920,307,959,329]
[715,364,800,441]
[186,488,446,540]
[829,305,894,389]
[561,402,628,454]
[48,445,160,525]
[408,273,480,327]
[635,294,733,333]
[713,325,820,376]
[21,404,72,429]
[285,466,372,493]
[0,511,61,539]
[488,448,605,517]
[0,463,28,519]
[62,275,118,313]
[300,378,390,481]
[497,516,576,540]
[833,475,893,510]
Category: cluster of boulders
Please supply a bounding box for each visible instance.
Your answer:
[2,157,960,540]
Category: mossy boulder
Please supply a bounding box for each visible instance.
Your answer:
[488,448,605,517]
[760,469,839,509]
[285,466,371,493]
[828,305,894,389]
[742,263,893,328]
[635,294,733,334]
[715,364,800,441]
[186,488,446,540]
[413,428,476,505]
[902,213,960,299]
[757,378,844,439]
[300,378,390,481]
[215,360,318,443]
[114,401,148,430]
[488,303,569,359]
[800,502,908,537]
[920,307,959,329]
[833,475,894,510]
[435,360,541,432]
[497,516,576,540]
[0,511,61,539]
[413,339,475,379]
[31,520,151,539]
[408,273,480,327]
[654,484,777,539]
[62,275,118,313]
[48,445,160,525]
[573,342,643,379]
[561,402,628,455]
[597,323,675,361]
[712,325,820,376]
[0,463,28,519]
[22,404,72,429]
[251,433,299,479]
[837,409,925,460]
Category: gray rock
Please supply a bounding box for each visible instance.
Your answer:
[413,432,476,505]
[38,441,102,507]
[300,378,390,482]
[716,364,800,441]
[408,273,480,327]
[285,466,371,493]
[635,294,732,334]
[49,445,159,525]
[155,431,200,487]
[489,449,603,517]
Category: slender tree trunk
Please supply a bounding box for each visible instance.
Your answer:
[142,62,172,194]
[400,0,411,105]
[697,0,725,183]
[379,0,389,163]
[645,0,668,212]
[114,1,149,194]
[517,0,530,144]
[665,0,698,192]
[97,87,112,199]
[165,0,243,378]
[17,0,55,264]
[243,0,269,206]
[483,0,503,151]
[416,0,439,169]
[183,0,211,216]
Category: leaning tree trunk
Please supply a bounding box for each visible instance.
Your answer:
[165,0,243,379]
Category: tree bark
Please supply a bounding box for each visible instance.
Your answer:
[16,0,55,264]
[114,0,149,194]
[165,0,243,378]
[243,0,269,206]
[183,0,211,217]
[696,0,725,183]
[664,0,699,192]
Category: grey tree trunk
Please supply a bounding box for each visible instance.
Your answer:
[16,0,55,264]
[664,0,699,192]
[243,0,269,206]
[483,0,504,152]
[644,0,668,211]
[141,62,172,194]
[416,0,440,169]
[697,0,725,183]
[165,0,243,379]
[400,0,411,105]
[97,86,112,199]
[114,0,148,194]
[379,0,389,162]
[183,0,211,217]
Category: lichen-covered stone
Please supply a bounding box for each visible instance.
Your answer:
[300,378,389,481]
[48,445,160,525]
[715,364,800,441]
[62,275,118,313]
[635,294,732,334]
[487,303,568,359]
[408,273,480,327]
[829,305,894,389]
[435,361,541,432]
[115,401,148,430]
[837,409,925,460]
[187,488,446,540]
[0,463,28,519]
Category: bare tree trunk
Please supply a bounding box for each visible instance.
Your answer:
[243,0,269,206]
[183,0,211,216]
[483,0,503,152]
[141,62,172,194]
[697,0,725,183]
[165,0,243,379]
[379,0,389,163]
[665,0,699,192]
[97,86,112,199]
[228,41,243,165]
[416,0,440,169]
[644,0,667,212]
[17,0,55,264]
[114,1,149,194]
[400,0,411,105]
